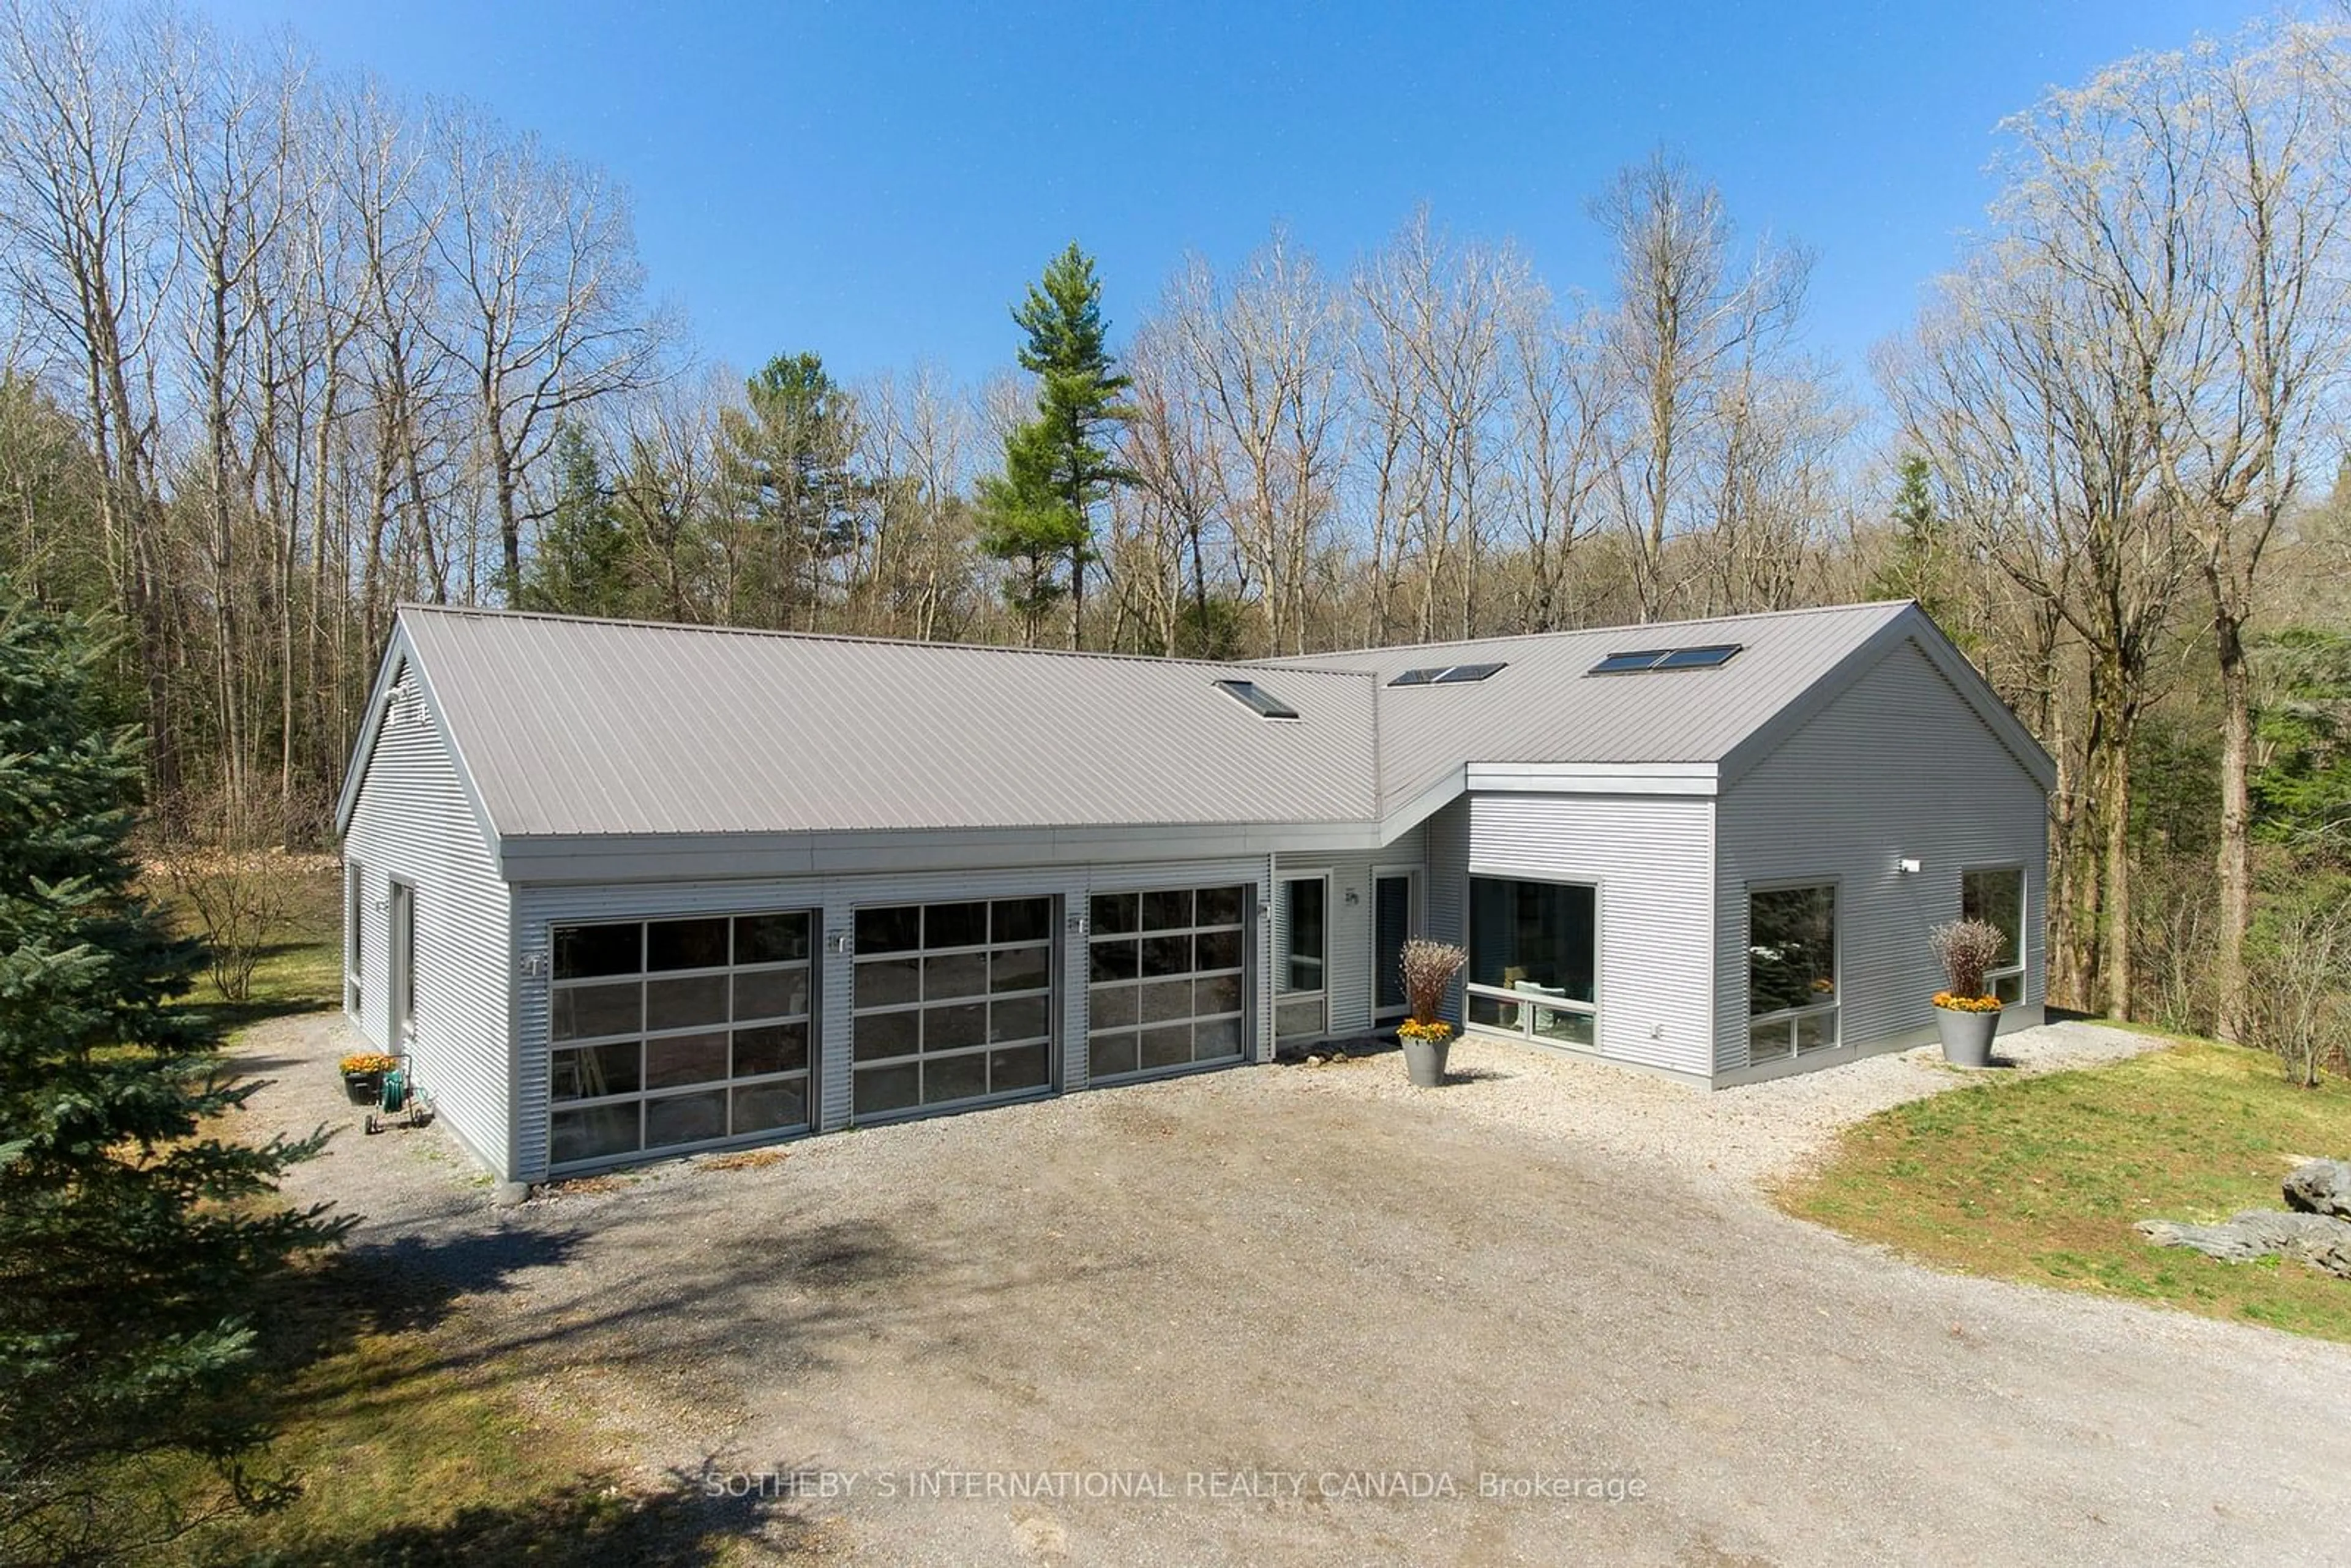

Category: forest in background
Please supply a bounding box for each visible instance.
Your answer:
[0,0,2347,1053]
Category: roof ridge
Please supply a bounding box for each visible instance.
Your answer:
[396,604,1374,680]
[1284,599,1917,664]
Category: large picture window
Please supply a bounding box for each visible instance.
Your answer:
[1748,884,1837,1063]
[1466,877,1597,1049]
[547,910,816,1168]
[1962,866,2026,1004]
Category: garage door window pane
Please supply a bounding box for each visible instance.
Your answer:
[991,1043,1051,1092]
[645,1032,729,1090]
[856,956,920,1008]
[926,901,988,949]
[733,967,810,1022]
[553,981,641,1043]
[1090,940,1139,983]
[1090,892,1138,934]
[1140,980,1193,1022]
[1196,973,1242,1016]
[992,944,1049,993]
[1142,934,1191,977]
[1090,1030,1139,1079]
[1196,886,1245,927]
[1140,1025,1193,1070]
[552,1041,641,1101]
[926,1002,987,1050]
[552,1103,639,1165]
[733,1022,808,1077]
[733,1079,806,1135]
[924,1051,989,1105]
[990,994,1049,1044]
[1195,928,1242,972]
[857,905,921,954]
[647,974,729,1032]
[645,1089,727,1149]
[993,898,1052,943]
[554,923,640,980]
[1195,1016,1242,1060]
[857,1062,920,1113]
[854,1009,919,1062]
[924,951,989,1000]
[647,918,729,972]
[1142,889,1193,930]
[735,912,810,964]
[1090,984,1136,1029]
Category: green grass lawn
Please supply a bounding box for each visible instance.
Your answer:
[1779,1038,2351,1342]
[142,865,762,1563]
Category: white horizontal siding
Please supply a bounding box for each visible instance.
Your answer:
[1715,637,2050,1073]
[342,662,514,1177]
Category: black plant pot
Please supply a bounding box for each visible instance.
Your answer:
[342,1071,383,1108]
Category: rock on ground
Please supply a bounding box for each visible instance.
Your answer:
[2284,1158,2351,1220]
[2137,1210,2351,1277]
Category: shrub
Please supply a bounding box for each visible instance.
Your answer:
[1398,939,1468,1027]
[2244,889,2351,1089]
[163,848,298,1002]
[1929,918,2008,1003]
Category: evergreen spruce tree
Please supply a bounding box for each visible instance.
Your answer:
[1872,452,1966,637]
[0,579,345,1562]
[525,422,633,617]
[978,244,1132,647]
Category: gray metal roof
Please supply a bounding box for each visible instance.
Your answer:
[391,609,1379,837]
[1269,601,1925,808]
[362,598,2036,845]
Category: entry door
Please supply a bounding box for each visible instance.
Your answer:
[1373,871,1417,1022]
[389,880,415,1044]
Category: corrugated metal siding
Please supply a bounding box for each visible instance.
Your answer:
[1714,637,2050,1072]
[509,855,1274,1181]
[1275,824,1427,1038]
[1425,799,1471,1025]
[342,664,514,1177]
[1468,793,1717,1076]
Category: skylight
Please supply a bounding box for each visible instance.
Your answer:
[1586,644,1743,677]
[1387,661,1508,688]
[1215,679,1300,719]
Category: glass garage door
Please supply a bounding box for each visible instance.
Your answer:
[851,897,1057,1117]
[547,910,815,1169]
[1086,883,1250,1081]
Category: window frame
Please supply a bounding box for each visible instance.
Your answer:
[1960,863,2028,1006]
[1275,872,1330,1040]
[1461,871,1601,1051]
[1369,865,1423,1024]
[1745,878,1842,1064]
[546,909,820,1171]
[345,859,364,1021]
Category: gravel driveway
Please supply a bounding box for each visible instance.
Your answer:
[243,1015,2351,1566]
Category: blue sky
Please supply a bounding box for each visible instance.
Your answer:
[206,1,2265,388]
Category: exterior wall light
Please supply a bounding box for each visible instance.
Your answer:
[1896,857,1922,875]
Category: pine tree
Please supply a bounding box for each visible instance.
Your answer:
[0,580,346,1562]
[1872,453,1966,637]
[525,422,633,617]
[720,351,859,629]
[978,244,1132,647]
